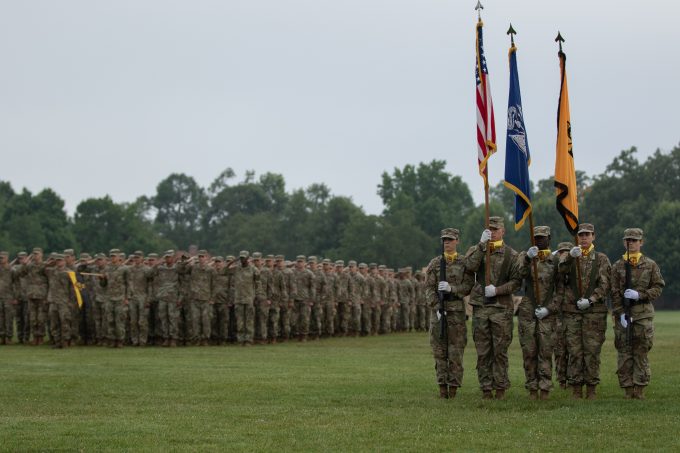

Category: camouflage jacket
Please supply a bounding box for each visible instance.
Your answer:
[558,248,611,313]
[387,278,398,305]
[321,271,336,304]
[335,271,351,303]
[425,255,475,311]
[313,269,327,303]
[101,264,129,301]
[231,263,260,305]
[16,262,49,299]
[292,268,316,301]
[47,269,73,304]
[258,266,274,301]
[349,272,365,304]
[213,267,231,304]
[271,268,288,302]
[284,268,296,302]
[150,264,180,301]
[517,251,560,316]
[0,265,16,301]
[611,255,664,320]
[397,278,413,305]
[465,242,522,309]
[128,264,152,301]
[178,262,216,301]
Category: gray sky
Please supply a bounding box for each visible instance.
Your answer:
[1,0,678,215]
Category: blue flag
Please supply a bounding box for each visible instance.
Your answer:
[503,45,532,230]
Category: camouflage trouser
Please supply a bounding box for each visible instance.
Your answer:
[211,303,230,344]
[554,315,568,385]
[279,302,292,339]
[69,301,81,343]
[0,299,17,340]
[391,305,399,332]
[267,301,280,339]
[183,300,198,343]
[564,311,607,386]
[399,303,410,332]
[416,305,427,331]
[370,304,380,334]
[28,298,48,340]
[350,302,361,334]
[234,303,255,344]
[472,305,513,391]
[337,301,351,334]
[92,298,105,341]
[191,299,212,341]
[104,299,128,341]
[380,303,392,334]
[518,313,555,391]
[323,302,335,336]
[255,300,270,341]
[147,300,158,343]
[409,304,416,331]
[310,302,323,337]
[295,300,311,336]
[430,310,467,387]
[129,297,149,346]
[48,301,71,345]
[158,298,179,340]
[614,316,654,388]
[290,301,299,336]
[360,302,371,335]
[16,300,29,343]
[79,295,96,344]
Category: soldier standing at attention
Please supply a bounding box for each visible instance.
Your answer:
[45,254,74,349]
[465,216,522,400]
[13,252,29,344]
[128,252,152,346]
[348,261,364,337]
[611,228,664,400]
[179,250,216,346]
[553,242,574,389]
[251,252,270,344]
[358,263,371,336]
[151,250,180,347]
[0,251,18,345]
[321,259,336,338]
[268,255,287,344]
[334,260,351,337]
[211,257,231,345]
[396,268,412,332]
[559,223,611,400]
[100,249,129,348]
[308,256,326,340]
[292,255,315,342]
[517,226,561,400]
[231,251,260,346]
[427,228,475,399]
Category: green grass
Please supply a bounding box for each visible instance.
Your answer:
[3,313,680,452]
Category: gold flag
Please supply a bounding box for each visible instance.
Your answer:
[554,50,579,234]
[67,271,85,309]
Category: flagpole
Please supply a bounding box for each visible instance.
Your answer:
[555,31,584,297]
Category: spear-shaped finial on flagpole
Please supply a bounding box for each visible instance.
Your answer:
[507,23,517,46]
[555,31,565,53]
[475,0,484,21]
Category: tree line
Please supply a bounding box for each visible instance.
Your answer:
[1,145,678,304]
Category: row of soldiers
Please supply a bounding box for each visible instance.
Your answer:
[428,218,664,401]
[0,248,433,349]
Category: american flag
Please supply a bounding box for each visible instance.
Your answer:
[475,20,496,186]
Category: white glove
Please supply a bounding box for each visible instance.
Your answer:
[624,289,640,300]
[436,310,442,320]
[484,285,496,298]
[438,281,452,293]
[576,298,591,310]
[535,307,549,320]
[569,247,582,258]
[480,229,492,244]
[527,246,539,259]
[620,314,628,328]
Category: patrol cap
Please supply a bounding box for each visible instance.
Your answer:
[307,256,317,263]
[79,252,91,260]
[578,223,595,234]
[369,263,377,269]
[296,255,306,262]
[95,253,107,260]
[32,247,43,254]
[358,262,367,269]
[132,250,144,257]
[322,258,332,264]
[440,228,460,240]
[226,255,236,261]
[163,249,175,257]
[378,264,387,270]
[214,256,224,262]
[63,249,75,257]
[533,226,551,237]
[557,242,574,252]
[348,260,357,267]
[335,260,345,266]
[252,252,262,259]
[266,254,275,260]
[48,252,58,260]
[0,251,8,258]
[623,228,643,240]
[198,249,209,257]
[275,254,285,261]
[109,248,121,257]
[489,216,505,229]
[53,253,65,260]
[147,253,159,259]
[239,250,250,258]
[17,251,27,258]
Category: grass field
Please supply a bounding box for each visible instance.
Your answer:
[3,313,680,452]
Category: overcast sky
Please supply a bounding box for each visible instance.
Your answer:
[1,0,678,215]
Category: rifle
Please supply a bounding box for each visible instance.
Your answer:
[623,241,633,346]
[438,240,448,347]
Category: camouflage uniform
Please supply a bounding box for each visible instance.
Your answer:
[101,251,130,345]
[516,227,561,397]
[128,258,151,346]
[46,260,74,347]
[88,257,109,345]
[212,258,232,345]
[309,257,326,339]
[269,256,288,342]
[359,264,372,336]
[426,230,475,393]
[558,224,611,398]
[231,252,261,345]
[179,253,216,344]
[253,253,273,343]
[321,260,336,337]
[348,262,365,336]
[292,256,315,340]
[397,271,413,332]
[0,255,17,343]
[388,270,399,333]
[151,252,181,344]
[17,251,49,343]
[13,254,30,343]
[334,261,352,336]
[177,265,191,344]
[553,242,574,388]
[374,266,389,334]
[415,272,427,332]
[611,228,665,398]
[466,218,522,396]
[279,264,296,340]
